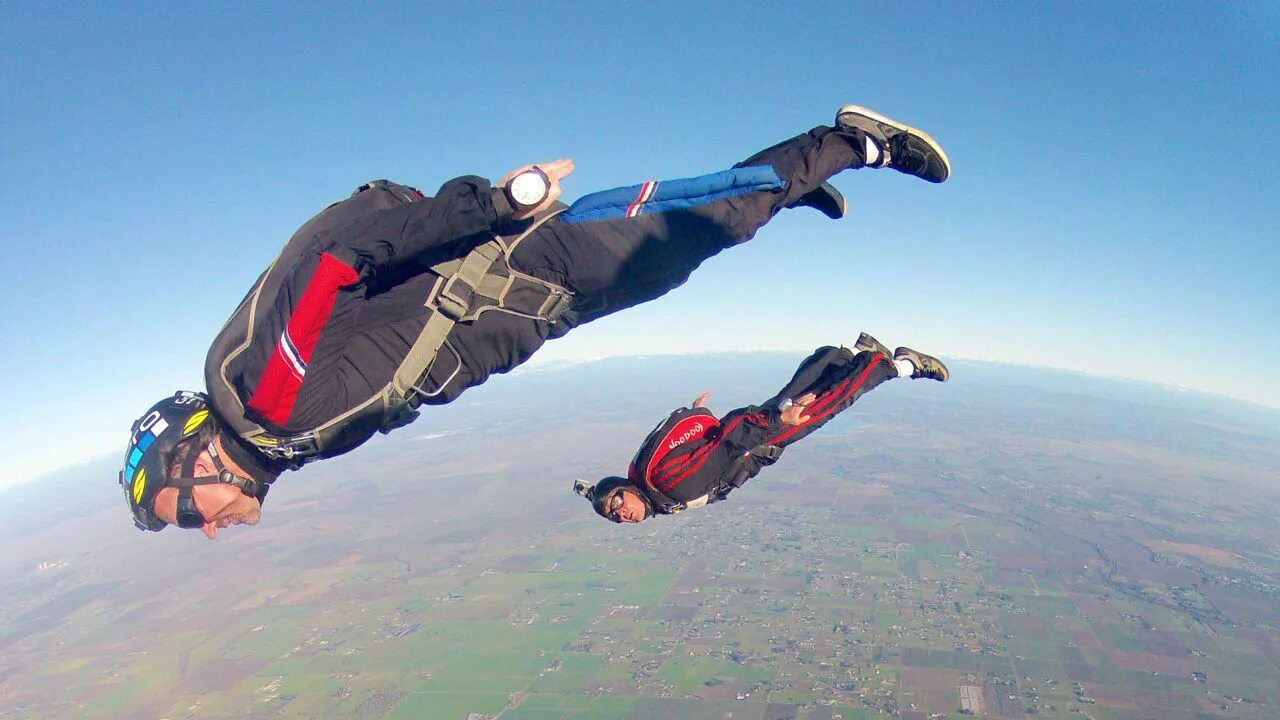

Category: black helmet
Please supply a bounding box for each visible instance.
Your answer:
[573,476,651,522]
[120,392,266,532]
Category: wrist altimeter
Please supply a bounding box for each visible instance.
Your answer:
[505,167,551,210]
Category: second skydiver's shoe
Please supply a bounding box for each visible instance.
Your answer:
[788,181,847,219]
[835,104,951,184]
[854,332,892,358]
[894,347,950,382]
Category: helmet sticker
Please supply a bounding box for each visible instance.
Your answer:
[183,409,210,435]
[122,413,169,493]
[131,468,147,504]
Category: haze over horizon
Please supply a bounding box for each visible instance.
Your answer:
[4,354,1276,498]
[2,2,1277,490]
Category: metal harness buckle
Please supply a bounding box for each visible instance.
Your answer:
[259,434,321,464]
[435,275,473,321]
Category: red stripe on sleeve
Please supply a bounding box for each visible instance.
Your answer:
[247,252,359,426]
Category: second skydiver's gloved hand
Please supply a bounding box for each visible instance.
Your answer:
[692,392,711,409]
[499,158,575,220]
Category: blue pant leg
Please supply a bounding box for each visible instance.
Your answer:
[510,127,866,325]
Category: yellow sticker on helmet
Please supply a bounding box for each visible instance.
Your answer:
[132,468,147,504]
[183,410,210,435]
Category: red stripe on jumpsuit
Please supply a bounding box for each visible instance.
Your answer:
[644,413,716,491]
[653,415,750,492]
[767,356,885,446]
[247,252,358,425]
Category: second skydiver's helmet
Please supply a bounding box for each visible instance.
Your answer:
[572,476,654,523]
[119,392,274,532]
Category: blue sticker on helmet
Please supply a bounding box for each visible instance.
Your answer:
[122,415,171,495]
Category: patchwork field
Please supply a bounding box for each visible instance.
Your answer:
[3,357,1278,719]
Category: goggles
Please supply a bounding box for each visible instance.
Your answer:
[606,491,625,521]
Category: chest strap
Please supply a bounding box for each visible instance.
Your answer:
[392,208,571,402]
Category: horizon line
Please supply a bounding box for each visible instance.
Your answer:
[4,352,1277,494]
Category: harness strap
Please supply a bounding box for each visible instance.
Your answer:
[233,195,571,466]
[277,208,571,462]
[394,208,569,400]
[393,308,459,401]
[653,443,782,512]
[434,241,504,320]
[752,443,784,462]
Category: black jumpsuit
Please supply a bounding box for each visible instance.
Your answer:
[629,346,898,511]
[209,126,873,460]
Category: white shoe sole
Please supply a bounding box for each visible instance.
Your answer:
[836,104,951,177]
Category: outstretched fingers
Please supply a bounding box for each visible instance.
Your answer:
[539,158,575,182]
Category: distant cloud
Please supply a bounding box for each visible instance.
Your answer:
[410,430,464,441]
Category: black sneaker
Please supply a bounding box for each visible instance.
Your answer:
[854,332,891,358]
[894,347,950,381]
[788,181,846,219]
[835,104,951,183]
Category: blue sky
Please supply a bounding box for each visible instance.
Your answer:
[1,2,1277,490]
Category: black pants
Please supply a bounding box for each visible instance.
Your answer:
[680,345,897,500]
[762,345,898,448]
[429,125,871,403]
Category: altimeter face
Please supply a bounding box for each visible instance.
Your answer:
[508,169,550,207]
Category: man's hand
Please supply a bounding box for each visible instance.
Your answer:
[780,392,816,425]
[500,158,575,220]
[692,392,711,408]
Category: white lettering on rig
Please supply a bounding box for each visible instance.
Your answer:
[667,422,704,450]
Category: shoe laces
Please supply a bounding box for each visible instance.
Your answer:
[888,134,925,173]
